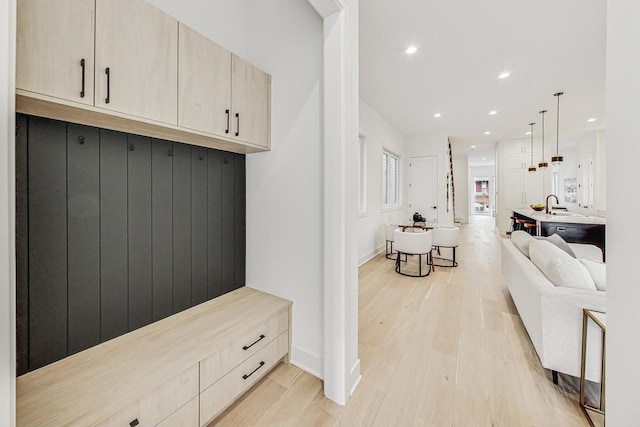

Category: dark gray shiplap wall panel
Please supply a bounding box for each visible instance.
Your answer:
[151,140,174,322]
[234,155,246,289]
[28,116,68,370]
[18,114,247,373]
[99,129,129,341]
[172,143,192,313]
[221,154,235,295]
[207,150,222,299]
[15,114,29,376]
[67,124,101,355]
[191,147,208,306]
[128,135,153,330]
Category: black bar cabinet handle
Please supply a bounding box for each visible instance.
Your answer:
[129,419,139,427]
[225,109,230,134]
[242,334,265,351]
[80,58,85,98]
[235,112,240,136]
[242,361,265,380]
[105,67,110,104]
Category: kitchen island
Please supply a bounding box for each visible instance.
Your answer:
[512,208,606,259]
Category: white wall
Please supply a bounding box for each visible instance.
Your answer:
[0,0,16,425]
[606,0,640,424]
[357,99,406,264]
[405,134,454,226]
[148,0,326,377]
[453,155,469,223]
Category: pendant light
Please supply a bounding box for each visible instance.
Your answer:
[538,110,548,170]
[551,91,564,165]
[528,122,537,173]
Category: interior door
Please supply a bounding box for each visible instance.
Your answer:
[409,156,438,224]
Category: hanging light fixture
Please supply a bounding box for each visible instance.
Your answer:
[528,122,537,174]
[552,91,564,165]
[538,110,548,170]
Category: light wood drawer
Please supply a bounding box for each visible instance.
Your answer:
[97,363,199,427]
[199,332,288,426]
[157,396,199,427]
[200,308,288,391]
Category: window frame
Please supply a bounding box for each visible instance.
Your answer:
[357,135,368,217]
[381,147,401,211]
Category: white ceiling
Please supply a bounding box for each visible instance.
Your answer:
[359,0,607,167]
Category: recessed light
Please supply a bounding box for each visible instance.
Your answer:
[526,131,532,135]
[587,118,596,122]
[482,157,487,160]
[498,71,510,79]
[434,113,441,118]
[406,46,417,55]
[489,110,498,115]
[484,131,491,135]
[471,145,476,149]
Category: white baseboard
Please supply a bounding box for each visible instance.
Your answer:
[358,244,385,266]
[290,344,324,379]
[348,358,362,397]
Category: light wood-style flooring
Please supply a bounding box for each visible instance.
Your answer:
[213,216,598,426]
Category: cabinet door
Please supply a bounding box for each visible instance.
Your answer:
[505,153,524,170]
[231,55,270,148]
[178,24,232,136]
[16,0,95,105]
[95,0,178,125]
[523,169,543,206]
[504,169,524,209]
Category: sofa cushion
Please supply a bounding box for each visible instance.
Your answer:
[536,233,576,258]
[511,231,536,257]
[529,240,597,290]
[580,259,606,291]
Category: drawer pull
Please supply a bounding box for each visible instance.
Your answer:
[129,419,139,427]
[242,334,265,351]
[242,361,265,380]
[556,227,567,232]
[225,109,230,134]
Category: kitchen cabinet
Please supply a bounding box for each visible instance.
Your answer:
[497,138,546,233]
[95,0,178,125]
[178,25,271,149]
[16,0,95,106]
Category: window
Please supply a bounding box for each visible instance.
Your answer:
[381,149,399,207]
[358,136,367,215]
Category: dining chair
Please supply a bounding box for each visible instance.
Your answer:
[394,228,433,277]
[432,225,460,267]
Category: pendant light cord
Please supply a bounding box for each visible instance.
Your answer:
[555,92,563,156]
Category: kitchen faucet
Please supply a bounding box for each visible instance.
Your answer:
[545,194,559,214]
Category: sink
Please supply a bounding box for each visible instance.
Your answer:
[551,211,584,217]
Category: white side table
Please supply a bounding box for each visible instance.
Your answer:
[580,309,606,427]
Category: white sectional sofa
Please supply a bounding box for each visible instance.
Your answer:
[501,232,605,383]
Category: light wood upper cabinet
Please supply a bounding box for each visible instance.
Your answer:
[16,0,95,105]
[231,55,271,148]
[94,0,178,125]
[178,24,232,136]
[179,25,271,149]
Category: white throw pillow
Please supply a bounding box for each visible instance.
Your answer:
[529,240,597,290]
[580,259,606,291]
[511,231,536,258]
